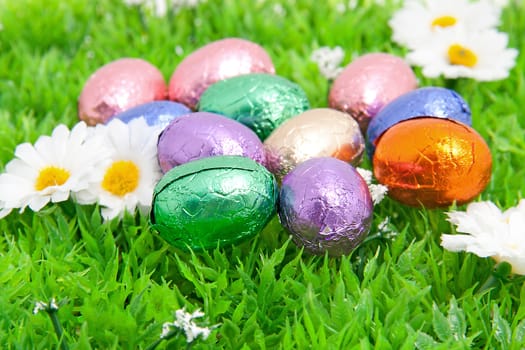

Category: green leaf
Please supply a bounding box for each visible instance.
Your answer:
[432,303,452,342]
[492,304,511,350]
[415,331,439,350]
[447,297,467,340]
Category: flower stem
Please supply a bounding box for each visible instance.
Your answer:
[48,309,69,350]
[145,329,181,350]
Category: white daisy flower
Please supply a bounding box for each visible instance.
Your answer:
[441,200,525,275]
[406,27,518,81]
[310,46,345,80]
[77,118,162,221]
[0,122,107,218]
[389,0,501,49]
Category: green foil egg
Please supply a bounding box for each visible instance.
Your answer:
[150,155,278,250]
[198,73,310,140]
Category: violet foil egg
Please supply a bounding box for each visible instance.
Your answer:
[150,155,278,251]
[328,53,417,132]
[110,101,191,129]
[157,112,266,173]
[366,87,472,158]
[78,58,167,125]
[169,38,275,110]
[198,73,310,140]
[278,157,373,256]
[264,108,365,182]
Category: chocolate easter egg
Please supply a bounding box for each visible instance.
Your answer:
[264,108,365,182]
[157,112,266,173]
[279,157,373,256]
[373,118,492,208]
[110,101,191,129]
[198,73,310,140]
[169,38,275,110]
[367,87,472,158]
[150,156,278,251]
[78,58,167,125]
[329,53,417,132]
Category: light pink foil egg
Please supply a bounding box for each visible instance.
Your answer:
[78,58,167,125]
[169,38,275,110]
[328,53,417,132]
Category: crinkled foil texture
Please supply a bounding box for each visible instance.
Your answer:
[373,118,492,208]
[112,101,190,129]
[150,156,278,251]
[198,73,310,140]
[78,58,167,125]
[169,38,275,110]
[157,112,266,173]
[278,157,373,256]
[367,87,472,158]
[264,108,365,182]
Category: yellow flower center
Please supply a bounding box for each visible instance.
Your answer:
[34,166,70,191]
[448,44,478,67]
[431,15,457,28]
[101,160,140,196]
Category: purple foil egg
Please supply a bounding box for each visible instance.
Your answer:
[78,58,167,125]
[110,101,191,129]
[278,157,373,256]
[328,53,417,132]
[366,87,472,158]
[157,112,267,173]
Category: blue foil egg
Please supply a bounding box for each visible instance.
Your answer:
[366,87,472,158]
[109,100,191,129]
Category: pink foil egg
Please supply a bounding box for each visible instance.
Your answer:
[78,58,167,125]
[328,53,417,132]
[168,38,275,110]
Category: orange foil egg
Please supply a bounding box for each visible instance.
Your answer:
[373,118,492,208]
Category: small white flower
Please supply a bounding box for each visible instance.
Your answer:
[356,168,388,205]
[0,122,107,218]
[33,301,48,315]
[310,46,345,80]
[161,308,218,343]
[76,118,162,221]
[406,27,518,81]
[33,298,59,314]
[389,0,501,49]
[441,200,525,275]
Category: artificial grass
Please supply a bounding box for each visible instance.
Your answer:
[1,0,525,348]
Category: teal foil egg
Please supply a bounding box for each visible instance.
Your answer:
[198,73,310,140]
[150,156,278,250]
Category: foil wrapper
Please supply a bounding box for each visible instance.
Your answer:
[110,101,191,129]
[150,155,278,251]
[157,112,266,173]
[264,108,365,182]
[169,38,275,110]
[198,73,310,140]
[278,157,373,256]
[78,58,167,125]
[329,53,417,132]
[373,118,492,208]
[367,87,472,158]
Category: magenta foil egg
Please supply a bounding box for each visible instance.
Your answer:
[264,108,365,182]
[168,38,275,110]
[78,58,167,125]
[328,53,417,131]
[279,157,373,256]
[157,112,267,173]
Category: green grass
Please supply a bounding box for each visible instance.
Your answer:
[1,0,525,348]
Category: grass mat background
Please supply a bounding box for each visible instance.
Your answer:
[1,0,524,348]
